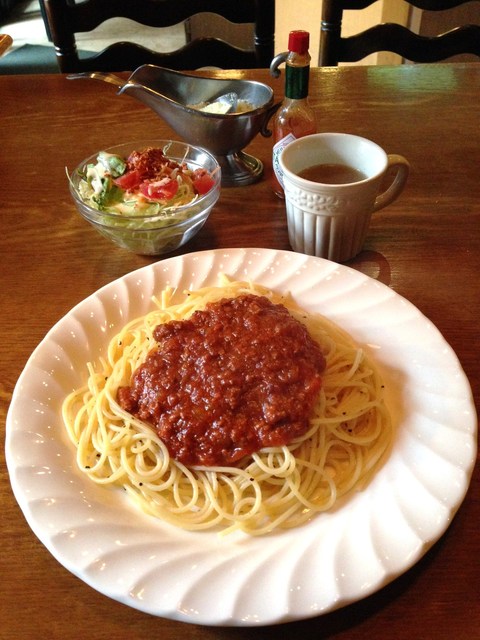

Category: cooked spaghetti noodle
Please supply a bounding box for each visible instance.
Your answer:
[62,277,392,535]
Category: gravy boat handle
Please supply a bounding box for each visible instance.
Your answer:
[260,102,282,138]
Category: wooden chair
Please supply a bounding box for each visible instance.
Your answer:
[319,0,480,66]
[39,0,275,73]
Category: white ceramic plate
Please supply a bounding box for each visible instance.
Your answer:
[6,248,477,626]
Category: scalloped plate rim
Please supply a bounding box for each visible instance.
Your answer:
[5,248,477,626]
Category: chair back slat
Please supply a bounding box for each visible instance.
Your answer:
[66,40,267,74]
[341,23,480,63]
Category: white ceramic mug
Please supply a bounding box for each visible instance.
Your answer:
[279,133,410,262]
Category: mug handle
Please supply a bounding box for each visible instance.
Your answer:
[373,155,410,212]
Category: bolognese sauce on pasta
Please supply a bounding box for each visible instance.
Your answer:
[117,294,326,467]
[62,277,392,535]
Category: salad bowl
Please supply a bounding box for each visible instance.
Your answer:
[69,140,221,255]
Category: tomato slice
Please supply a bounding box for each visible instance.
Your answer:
[113,169,142,191]
[139,177,179,201]
[193,169,215,195]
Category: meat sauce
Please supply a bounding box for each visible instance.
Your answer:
[117,294,326,467]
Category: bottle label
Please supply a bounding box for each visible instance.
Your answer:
[285,65,309,99]
[272,133,297,187]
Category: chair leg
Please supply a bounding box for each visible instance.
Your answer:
[38,0,52,42]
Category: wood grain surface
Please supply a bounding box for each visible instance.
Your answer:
[1,63,478,640]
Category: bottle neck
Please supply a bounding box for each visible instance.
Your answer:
[285,63,310,100]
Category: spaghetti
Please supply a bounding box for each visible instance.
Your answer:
[62,277,392,536]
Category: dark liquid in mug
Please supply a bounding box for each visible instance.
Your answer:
[298,163,367,184]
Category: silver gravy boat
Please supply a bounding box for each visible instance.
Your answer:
[68,65,278,187]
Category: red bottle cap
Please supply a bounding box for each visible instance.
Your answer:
[288,30,310,55]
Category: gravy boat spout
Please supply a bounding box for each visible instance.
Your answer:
[68,65,278,186]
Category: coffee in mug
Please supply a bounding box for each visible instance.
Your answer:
[298,163,368,184]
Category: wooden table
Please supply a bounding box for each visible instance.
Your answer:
[1,63,479,639]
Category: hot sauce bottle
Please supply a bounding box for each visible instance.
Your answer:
[270,30,317,198]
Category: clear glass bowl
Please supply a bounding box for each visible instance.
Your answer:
[69,140,221,255]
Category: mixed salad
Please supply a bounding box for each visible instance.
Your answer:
[74,145,217,216]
